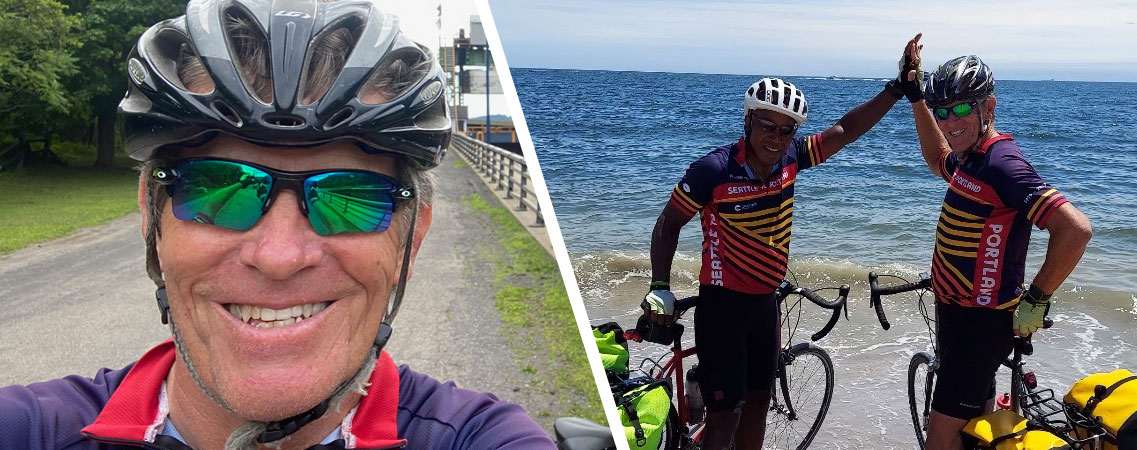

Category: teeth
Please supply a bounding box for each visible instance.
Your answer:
[950,129,965,136]
[225,301,330,328]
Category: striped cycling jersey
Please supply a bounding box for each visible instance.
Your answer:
[931,134,1068,309]
[669,135,826,295]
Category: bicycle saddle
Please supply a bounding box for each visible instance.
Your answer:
[554,417,616,450]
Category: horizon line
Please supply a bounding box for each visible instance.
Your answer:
[508,66,1135,84]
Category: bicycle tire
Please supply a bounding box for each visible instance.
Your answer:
[763,344,834,450]
[660,404,680,450]
[908,352,936,450]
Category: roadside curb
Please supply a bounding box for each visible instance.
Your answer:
[452,147,554,257]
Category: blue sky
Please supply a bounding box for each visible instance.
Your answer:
[485,0,1137,82]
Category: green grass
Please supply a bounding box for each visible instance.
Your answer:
[464,193,604,423]
[0,163,140,255]
[453,158,467,169]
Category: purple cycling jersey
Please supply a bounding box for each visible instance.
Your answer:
[0,340,554,449]
[931,134,1068,309]
[669,135,826,295]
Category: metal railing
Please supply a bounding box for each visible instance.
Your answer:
[450,133,544,227]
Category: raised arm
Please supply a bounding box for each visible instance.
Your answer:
[902,34,954,180]
[816,85,901,159]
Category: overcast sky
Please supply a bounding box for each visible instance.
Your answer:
[376,0,477,48]
[484,0,1137,82]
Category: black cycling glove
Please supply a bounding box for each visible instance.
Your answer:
[894,52,924,103]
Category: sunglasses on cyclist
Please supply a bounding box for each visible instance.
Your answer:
[932,101,979,121]
[152,158,414,236]
[752,117,797,137]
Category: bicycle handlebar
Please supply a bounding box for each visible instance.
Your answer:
[780,281,850,342]
[868,271,932,330]
[868,272,1057,334]
[627,281,849,343]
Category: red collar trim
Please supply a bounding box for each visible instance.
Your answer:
[81,340,404,448]
[347,350,404,447]
[976,134,1013,155]
[81,339,175,442]
[734,137,748,165]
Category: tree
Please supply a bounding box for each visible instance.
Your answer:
[0,0,80,167]
[67,0,182,168]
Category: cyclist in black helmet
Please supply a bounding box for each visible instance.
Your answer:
[896,33,1092,450]
[0,1,552,449]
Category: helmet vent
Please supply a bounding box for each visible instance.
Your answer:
[264,114,305,128]
[359,47,430,105]
[413,98,449,130]
[299,16,364,106]
[324,107,355,130]
[211,101,243,127]
[223,6,273,104]
[145,30,197,92]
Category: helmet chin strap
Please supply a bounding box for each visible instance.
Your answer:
[964,102,991,155]
[152,204,419,445]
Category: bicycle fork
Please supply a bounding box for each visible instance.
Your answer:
[771,348,796,421]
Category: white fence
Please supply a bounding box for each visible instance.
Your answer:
[450,133,544,227]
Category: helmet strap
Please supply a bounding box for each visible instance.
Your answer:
[966,101,990,154]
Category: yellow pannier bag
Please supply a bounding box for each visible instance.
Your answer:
[961,409,1070,450]
[1064,369,1137,450]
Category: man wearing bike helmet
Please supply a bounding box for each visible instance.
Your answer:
[897,34,1092,450]
[645,75,903,449]
[0,1,552,449]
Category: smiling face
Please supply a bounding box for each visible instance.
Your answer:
[152,135,425,421]
[745,109,798,170]
[935,96,997,154]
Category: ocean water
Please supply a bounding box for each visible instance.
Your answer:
[514,69,1137,448]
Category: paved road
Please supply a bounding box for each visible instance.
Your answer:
[0,159,563,428]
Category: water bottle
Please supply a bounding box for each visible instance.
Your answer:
[996,392,1011,410]
[685,365,704,423]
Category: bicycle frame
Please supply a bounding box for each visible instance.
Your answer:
[867,271,1103,449]
[629,279,849,444]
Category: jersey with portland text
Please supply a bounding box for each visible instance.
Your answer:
[669,135,826,295]
[931,134,1068,309]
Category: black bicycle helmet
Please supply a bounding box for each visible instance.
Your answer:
[120,0,451,168]
[924,55,995,108]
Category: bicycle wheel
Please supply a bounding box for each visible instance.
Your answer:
[908,352,936,450]
[763,344,834,450]
[660,404,681,450]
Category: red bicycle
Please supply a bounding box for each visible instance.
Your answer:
[622,279,850,450]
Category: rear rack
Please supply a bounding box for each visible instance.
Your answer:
[1062,401,1114,449]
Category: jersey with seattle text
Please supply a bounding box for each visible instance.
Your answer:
[669,135,826,295]
[931,135,1068,309]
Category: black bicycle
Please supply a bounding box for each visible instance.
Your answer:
[867,272,1103,449]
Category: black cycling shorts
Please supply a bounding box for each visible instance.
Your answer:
[693,284,780,412]
[931,301,1015,420]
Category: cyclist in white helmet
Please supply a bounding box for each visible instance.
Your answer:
[645,74,907,449]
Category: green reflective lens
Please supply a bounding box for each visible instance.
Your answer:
[934,102,976,121]
[169,160,271,231]
[162,159,406,236]
[952,102,974,118]
[305,172,396,235]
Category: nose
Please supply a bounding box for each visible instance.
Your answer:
[238,189,324,280]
